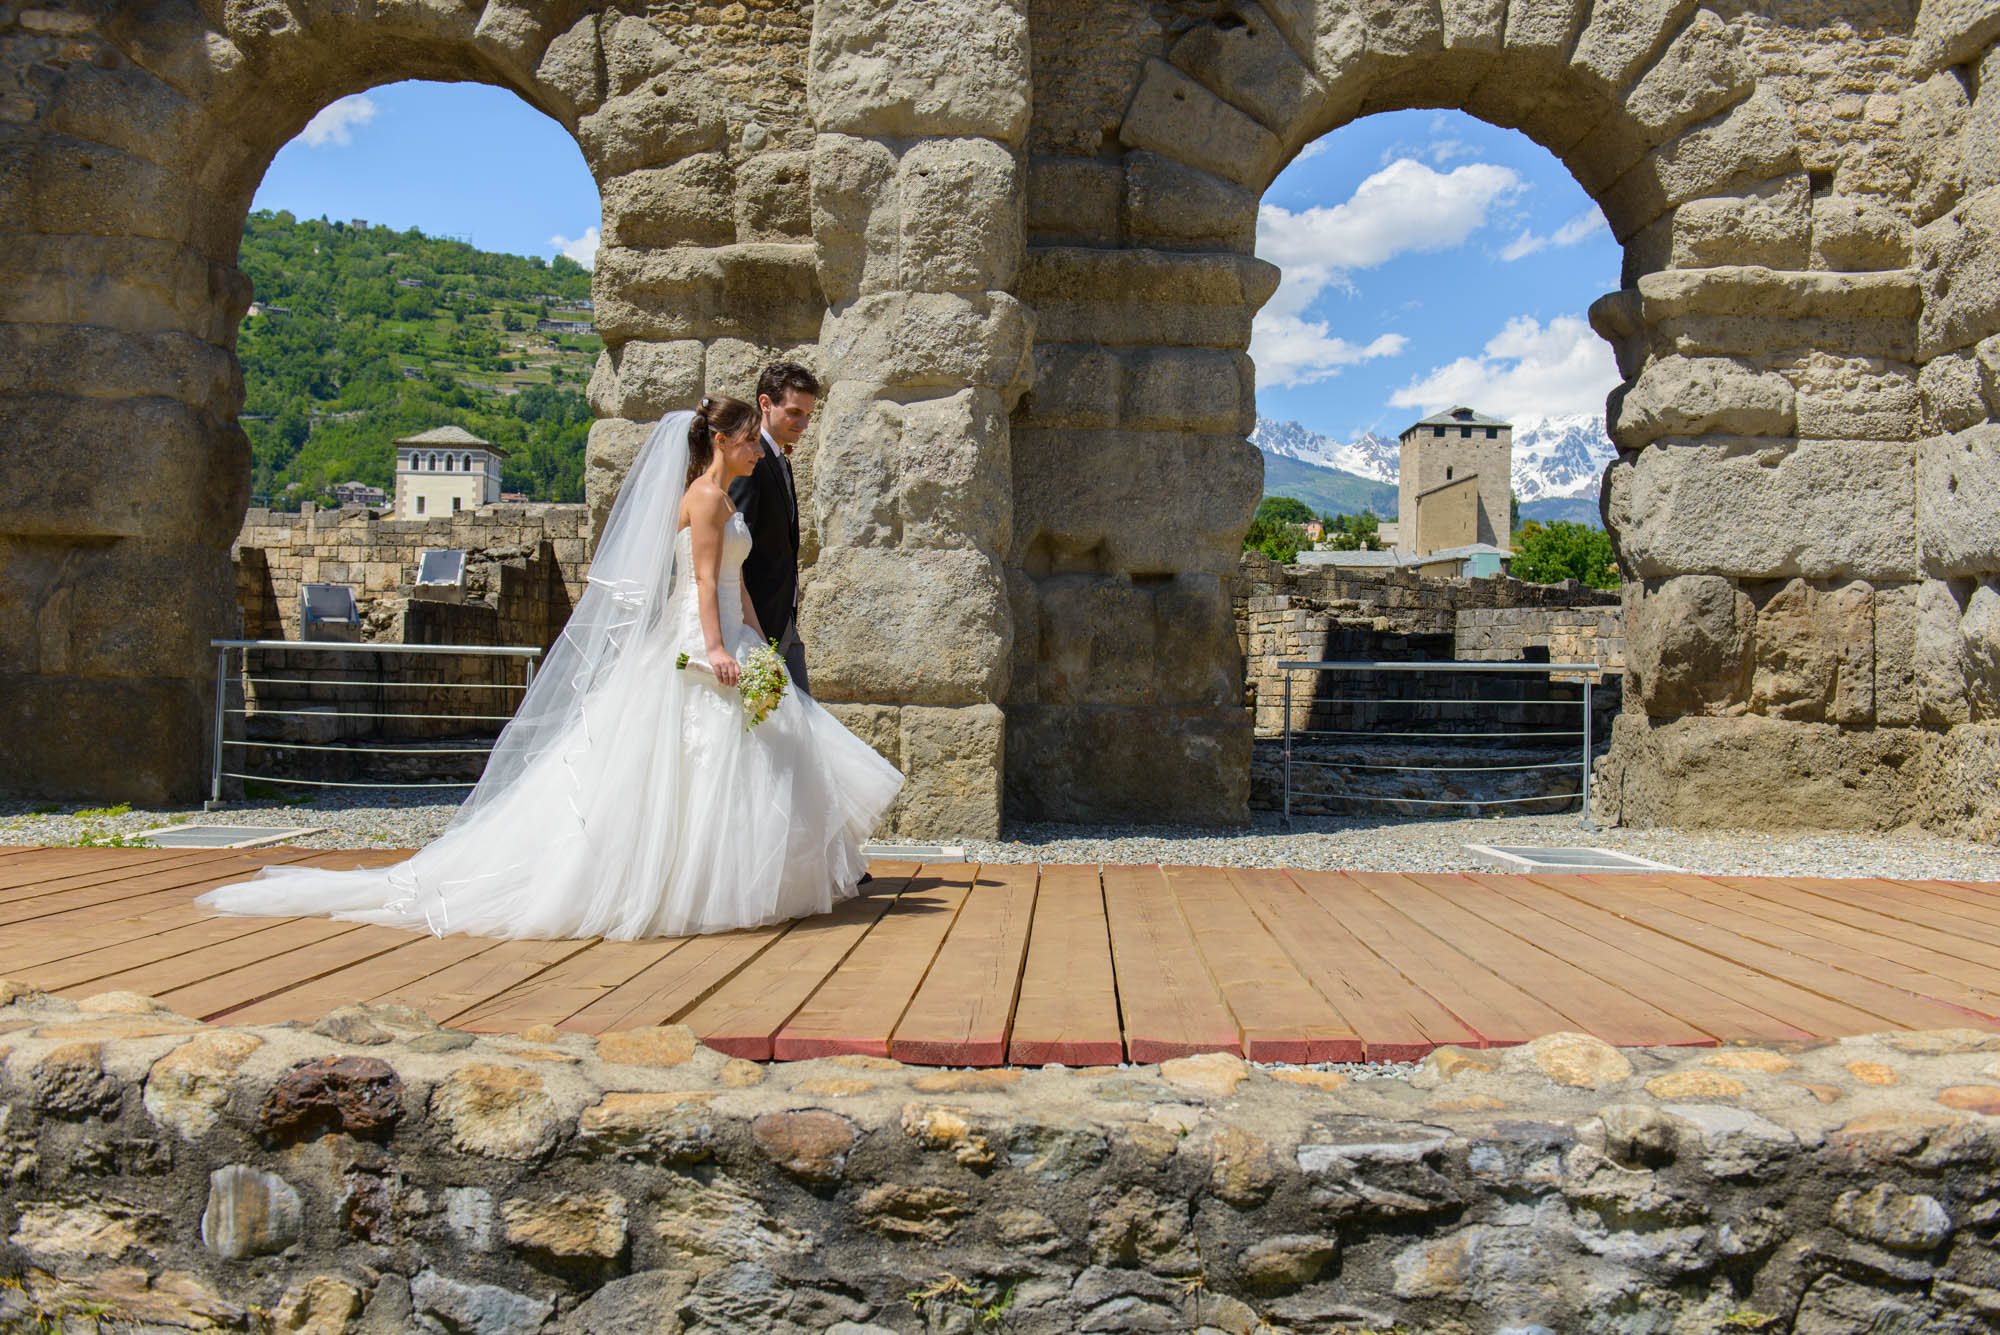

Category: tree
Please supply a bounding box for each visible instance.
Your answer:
[1510,490,1520,534]
[1326,511,1383,551]
[1510,520,1621,589]
[1255,495,1317,528]
[1243,512,1304,563]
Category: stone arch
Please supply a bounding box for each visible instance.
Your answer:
[1008,0,1966,829]
[2,0,824,803]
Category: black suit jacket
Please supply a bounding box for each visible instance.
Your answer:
[728,435,799,646]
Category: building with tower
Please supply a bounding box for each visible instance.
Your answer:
[394,425,507,520]
[1393,406,1513,556]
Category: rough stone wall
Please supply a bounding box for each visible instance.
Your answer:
[8,987,2000,1334]
[10,0,2000,835]
[1011,0,2000,836]
[233,504,590,646]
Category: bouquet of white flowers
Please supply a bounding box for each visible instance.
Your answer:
[676,641,788,729]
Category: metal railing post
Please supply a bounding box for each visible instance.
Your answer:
[1580,672,1595,830]
[1282,669,1294,830]
[207,646,230,811]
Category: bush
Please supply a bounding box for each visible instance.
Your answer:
[1510,520,1621,589]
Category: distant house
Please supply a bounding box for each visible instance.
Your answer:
[537,318,594,335]
[394,425,507,520]
[351,218,368,229]
[1296,543,1513,580]
[1302,520,1324,541]
[332,480,388,508]
[397,277,426,289]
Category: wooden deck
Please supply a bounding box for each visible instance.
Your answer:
[3,846,1998,1064]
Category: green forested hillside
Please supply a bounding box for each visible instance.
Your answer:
[236,211,600,507]
[1261,451,1399,519]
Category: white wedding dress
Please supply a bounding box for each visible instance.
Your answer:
[199,413,903,940]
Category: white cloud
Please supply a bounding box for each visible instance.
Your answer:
[1498,206,1607,262]
[1387,314,1618,422]
[1251,157,1520,385]
[550,225,600,269]
[298,95,377,148]
[1255,321,1408,390]
[1292,138,1329,164]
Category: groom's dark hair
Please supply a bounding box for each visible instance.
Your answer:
[756,361,821,406]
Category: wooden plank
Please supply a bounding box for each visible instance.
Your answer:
[158,924,426,1020]
[1784,877,2000,946]
[1691,877,2000,1008]
[1474,873,1905,1038]
[0,848,246,906]
[373,936,605,1029]
[1393,874,1713,1047]
[1430,874,1815,1045]
[680,885,902,1060]
[1102,864,1241,1062]
[0,850,295,927]
[451,938,696,1032]
[1293,871,1576,1046]
[1163,866,1359,1062]
[59,917,369,999]
[0,847,168,892]
[891,863,1039,1066]
[0,852,322,969]
[1236,867,1476,1061]
[774,866,962,1060]
[211,930,509,1025]
[1543,875,1999,1033]
[1008,865,1124,1067]
[562,925,786,1034]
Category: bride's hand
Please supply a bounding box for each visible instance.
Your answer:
[709,649,741,687]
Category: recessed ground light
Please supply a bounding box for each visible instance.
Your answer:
[142,824,326,849]
[1463,845,1685,875]
[859,842,967,862]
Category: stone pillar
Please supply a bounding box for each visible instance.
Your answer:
[801,0,1034,838]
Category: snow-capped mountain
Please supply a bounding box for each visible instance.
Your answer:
[1253,413,1616,503]
[1510,412,1617,502]
[1250,418,1399,483]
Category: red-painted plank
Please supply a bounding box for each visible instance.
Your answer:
[1102,864,1240,1062]
[1008,865,1124,1067]
[891,864,1038,1066]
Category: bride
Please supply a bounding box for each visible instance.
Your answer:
[198,396,903,939]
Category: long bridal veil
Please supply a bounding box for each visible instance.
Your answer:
[200,411,698,937]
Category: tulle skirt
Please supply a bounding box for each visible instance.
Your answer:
[196,619,904,940]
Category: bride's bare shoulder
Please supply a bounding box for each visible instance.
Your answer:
[679,478,734,530]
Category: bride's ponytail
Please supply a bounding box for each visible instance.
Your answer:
[686,394,758,486]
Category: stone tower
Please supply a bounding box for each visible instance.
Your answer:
[1396,407,1513,554]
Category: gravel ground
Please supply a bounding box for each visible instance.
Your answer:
[3,792,1997,880]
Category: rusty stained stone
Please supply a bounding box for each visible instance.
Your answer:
[1268,1068,1350,1092]
[1644,1070,1747,1099]
[911,1068,1023,1093]
[1703,1050,1795,1073]
[1937,1085,2000,1115]
[1846,1060,1900,1086]
[259,1056,405,1143]
[792,1077,874,1098]
[751,1109,859,1183]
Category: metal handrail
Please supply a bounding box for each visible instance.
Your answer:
[1279,660,1606,829]
[207,638,544,809]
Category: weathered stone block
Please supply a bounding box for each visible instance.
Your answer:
[594,243,821,343]
[587,340,702,421]
[811,133,900,304]
[1006,704,1249,823]
[1025,155,1122,245]
[1917,577,1972,725]
[893,704,1003,838]
[733,150,812,243]
[809,0,1030,144]
[1569,0,1696,99]
[1169,2,1329,136]
[1620,10,1753,143]
[1023,573,1241,708]
[583,417,653,547]
[1918,425,2000,577]
[1601,88,1800,231]
[1747,578,1876,723]
[531,12,601,122]
[1019,246,1276,349]
[0,536,237,679]
[820,291,1033,395]
[0,394,246,543]
[1668,175,1808,269]
[601,156,736,249]
[1625,574,1753,715]
[1607,356,1794,448]
[897,138,1023,292]
[1919,187,2000,358]
[802,546,1010,706]
[201,1165,301,1259]
[1786,353,1919,441]
[813,384,1009,554]
[1119,59,1283,190]
[1811,195,1914,271]
[1123,152,1258,253]
[1606,437,1916,581]
[576,79,726,178]
[1012,428,1261,579]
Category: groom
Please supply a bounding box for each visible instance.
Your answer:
[730,360,820,695]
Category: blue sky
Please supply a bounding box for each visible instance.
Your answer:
[257,86,1620,443]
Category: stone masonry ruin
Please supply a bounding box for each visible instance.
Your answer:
[6,0,2000,838]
